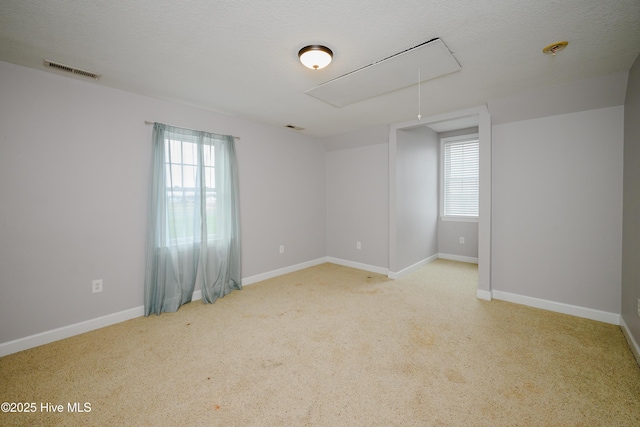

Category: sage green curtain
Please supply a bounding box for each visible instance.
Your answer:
[144,123,241,316]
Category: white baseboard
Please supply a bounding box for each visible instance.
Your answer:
[0,306,144,358]
[388,254,438,279]
[0,257,383,356]
[438,253,479,264]
[476,289,492,301]
[492,290,620,325]
[326,257,388,276]
[620,317,640,367]
[241,257,328,286]
[0,258,329,358]
[3,257,629,359]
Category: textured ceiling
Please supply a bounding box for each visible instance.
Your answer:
[1,0,639,137]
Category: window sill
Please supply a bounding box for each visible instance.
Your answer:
[159,237,222,250]
[440,216,478,223]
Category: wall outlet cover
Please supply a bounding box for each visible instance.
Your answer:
[92,279,103,293]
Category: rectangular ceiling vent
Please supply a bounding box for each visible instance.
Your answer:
[305,38,460,107]
[44,59,101,80]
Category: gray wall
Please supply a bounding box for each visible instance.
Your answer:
[492,105,624,313]
[321,125,389,152]
[239,124,326,277]
[0,60,326,343]
[326,142,389,269]
[438,221,479,259]
[622,54,640,348]
[395,127,439,272]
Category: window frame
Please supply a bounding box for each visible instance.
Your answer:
[163,135,220,247]
[440,133,479,222]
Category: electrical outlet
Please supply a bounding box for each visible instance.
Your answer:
[279,245,284,254]
[92,279,103,294]
[356,241,361,250]
[460,237,465,244]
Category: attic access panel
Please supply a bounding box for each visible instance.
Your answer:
[305,38,460,107]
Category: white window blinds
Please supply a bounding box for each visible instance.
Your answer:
[443,136,479,217]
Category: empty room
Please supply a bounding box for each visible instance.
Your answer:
[1,1,640,425]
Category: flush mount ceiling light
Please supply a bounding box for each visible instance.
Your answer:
[542,41,568,56]
[298,45,333,70]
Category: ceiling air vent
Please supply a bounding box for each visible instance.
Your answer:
[44,59,101,80]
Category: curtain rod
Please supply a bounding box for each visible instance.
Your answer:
[144,121,240,140]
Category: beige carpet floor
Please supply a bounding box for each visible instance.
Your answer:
[1,260,639,426]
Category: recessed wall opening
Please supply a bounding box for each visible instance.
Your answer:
[388,107,491,299]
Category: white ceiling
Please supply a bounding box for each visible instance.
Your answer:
[1,0,639,138]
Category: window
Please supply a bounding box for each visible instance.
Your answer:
[164,135,218,245]
[441,134,479,219]
[145,123,241,315]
